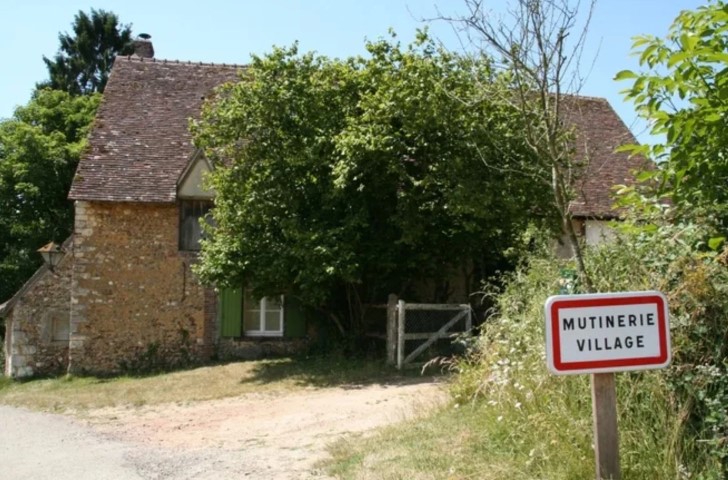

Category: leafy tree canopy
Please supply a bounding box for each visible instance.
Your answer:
[617,0,728,240]
[0,89,99,302]
[192,33,555,329]
[40,9,133,95]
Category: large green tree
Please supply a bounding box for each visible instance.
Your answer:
[192,35,554,332]
[41,9,133,95]
[0,90,99,302]
[617,0,728,239]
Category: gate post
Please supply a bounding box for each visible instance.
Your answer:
[386,294,398,366]
[397,299,406,370]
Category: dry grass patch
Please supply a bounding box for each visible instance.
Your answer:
[324,397,595,480]
[0,356,415,412]
[325,403,490,480]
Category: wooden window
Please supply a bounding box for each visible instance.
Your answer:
[219,289,307,338]
[179,200,212,251]
[51,316,69,342]
[244,293,284,337]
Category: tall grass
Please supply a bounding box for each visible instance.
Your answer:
[448,257,678,478]
[452,224,727,479]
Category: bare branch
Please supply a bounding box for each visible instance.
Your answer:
[431,0,598,291]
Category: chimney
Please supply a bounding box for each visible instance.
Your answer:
[133,33,154,59]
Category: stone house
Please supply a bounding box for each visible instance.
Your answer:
[1,55,645,378]
[551,94,649,257]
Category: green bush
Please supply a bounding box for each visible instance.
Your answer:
[453,223,728,478]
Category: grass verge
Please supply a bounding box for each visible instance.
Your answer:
[0,356,422,412]
[325,372,676,480]
[325,372,597,480]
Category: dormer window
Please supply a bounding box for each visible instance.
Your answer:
[179,200,212,251]
[177,150,215,252]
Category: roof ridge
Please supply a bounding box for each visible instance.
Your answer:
[115,55,246,69]
[560,92,609,103]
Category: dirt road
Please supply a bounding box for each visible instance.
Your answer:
[0,377,446,479]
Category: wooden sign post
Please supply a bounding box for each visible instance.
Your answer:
[545,291,670,480]
[592,372,620,480]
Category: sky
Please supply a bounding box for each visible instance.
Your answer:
[0,0,709,142]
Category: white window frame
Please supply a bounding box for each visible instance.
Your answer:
[244,295,284,337]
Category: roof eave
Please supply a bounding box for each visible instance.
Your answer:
[0,236,72,316]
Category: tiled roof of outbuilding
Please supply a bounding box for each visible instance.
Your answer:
[70,56,644,218]
[68,57,240,202]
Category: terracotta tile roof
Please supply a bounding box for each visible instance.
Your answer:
[68,57,241,202]
[70,57,642,217]
[562,95,648,219]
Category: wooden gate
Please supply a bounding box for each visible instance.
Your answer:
[385,296,472,369]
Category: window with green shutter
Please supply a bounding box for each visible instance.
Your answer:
[219,288,306,338]
[244,293,284,337]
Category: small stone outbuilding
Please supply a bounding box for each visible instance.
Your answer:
[2,238,72,377]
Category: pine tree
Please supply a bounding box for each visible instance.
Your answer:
[40,9,133,95]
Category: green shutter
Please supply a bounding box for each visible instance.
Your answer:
[220,287,242,337]
[284,296,307,338]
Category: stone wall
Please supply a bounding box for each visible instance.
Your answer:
[69,201,217,374]
[555,218,587,259]
[3,249,71,378]
[217,337,309,361]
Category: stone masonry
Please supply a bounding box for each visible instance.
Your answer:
[69,201,216,374]
[3,249,71,378]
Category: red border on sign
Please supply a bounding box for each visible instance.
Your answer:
[550,295,668,372]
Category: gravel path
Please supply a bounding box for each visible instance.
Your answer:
[0,403,251,479]
[0,405,144,480]
[0,378,445,479]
